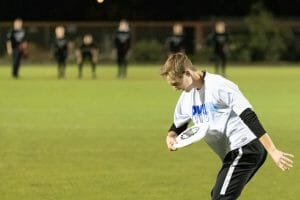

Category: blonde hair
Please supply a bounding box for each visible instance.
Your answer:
[161,53,196,84]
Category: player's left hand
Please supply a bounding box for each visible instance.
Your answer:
[270,149,294,171]
[19,42,29,58]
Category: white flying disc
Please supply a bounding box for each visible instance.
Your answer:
[173,123,209,149]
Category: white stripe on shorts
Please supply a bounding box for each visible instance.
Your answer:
[220,148,243,195]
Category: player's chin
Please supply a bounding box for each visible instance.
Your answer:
[183,85,194,92]
[184,87,192,92]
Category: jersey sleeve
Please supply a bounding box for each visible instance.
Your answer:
[173,93,190,128]
[216,78,252,115]
[239,108,266,138]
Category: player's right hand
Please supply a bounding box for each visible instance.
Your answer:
[166,131,177,151]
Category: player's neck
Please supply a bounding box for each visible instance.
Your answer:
[194,71,204,90]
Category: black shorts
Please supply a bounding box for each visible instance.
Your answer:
[211,139,267,200]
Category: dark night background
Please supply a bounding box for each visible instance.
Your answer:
[1,0,300,21]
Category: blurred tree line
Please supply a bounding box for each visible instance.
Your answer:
[133,2,299,63]
[228,2,297,62]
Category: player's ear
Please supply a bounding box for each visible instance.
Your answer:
[184,70,191,77]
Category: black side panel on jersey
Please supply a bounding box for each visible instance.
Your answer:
[239,108,266,138]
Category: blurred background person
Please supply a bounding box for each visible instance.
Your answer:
[115,19,131,79]
[76,34,98,79]
[53,26,69,79]
[211,21,229,77]
[166,23,185,55]
[6,18,28,79]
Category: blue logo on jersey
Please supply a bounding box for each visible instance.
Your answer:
[192,103,217,123]
[192,105,208,116]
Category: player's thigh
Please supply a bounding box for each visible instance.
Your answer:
[212,145,266,199]
[212,164,255,200]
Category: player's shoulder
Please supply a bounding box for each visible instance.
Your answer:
[205,72,237,90]
[205,72,226,85]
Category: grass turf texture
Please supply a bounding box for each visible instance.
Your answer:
[0,64,299,200]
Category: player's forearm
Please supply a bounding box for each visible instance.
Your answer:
[167,131,178,137]
[6,41,12,53]
[258,133,277,154]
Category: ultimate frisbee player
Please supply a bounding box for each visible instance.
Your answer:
[115,20,131,79]
[6,18,28,79]
[53,26,69,79]
[76,34,98,79]
[166,23,185,54]
[211,21,229,77]
[161,53,294,199]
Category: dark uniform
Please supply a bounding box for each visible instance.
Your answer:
[78,42,97,79]
[53,37,68,79]
[115,30,131,78]
[7,28,27,78]
[167,34,185,54]
[212,32,229,76]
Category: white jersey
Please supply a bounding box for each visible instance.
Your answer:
[173,72,257,159]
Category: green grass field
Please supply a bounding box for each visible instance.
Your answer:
[0,64,299,200]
